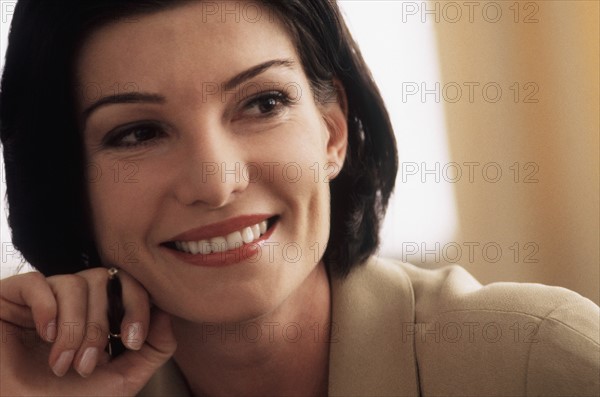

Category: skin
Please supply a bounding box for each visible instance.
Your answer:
[0,1,348,396]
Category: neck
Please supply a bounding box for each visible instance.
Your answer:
[172,262,332,397]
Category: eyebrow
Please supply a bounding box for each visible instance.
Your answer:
[81,92,165,121]
[222,58,295,91]
[81,58,296,122]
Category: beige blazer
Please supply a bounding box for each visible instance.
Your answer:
[139,257,600,396]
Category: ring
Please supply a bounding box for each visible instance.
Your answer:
[108,267,119,279]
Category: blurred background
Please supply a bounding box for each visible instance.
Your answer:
[1,1,598,304]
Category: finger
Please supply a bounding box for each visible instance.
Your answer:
[117,270,150,351]
[0,272,58,342]
[70,267,150,378]
[72,268,110,377]
[47,275,89,377]
[111,307,176,393]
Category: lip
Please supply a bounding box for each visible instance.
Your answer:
[161,217,278,267]
[166,214,275,243]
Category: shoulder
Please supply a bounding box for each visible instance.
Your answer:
[351,255,599,318]
[365,257,599,339]
[348,257,600,396]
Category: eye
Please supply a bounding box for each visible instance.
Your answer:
[257,97,278,113]
[103,122,167,148]
[237,91,293,119]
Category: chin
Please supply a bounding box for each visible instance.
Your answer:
[156,277,293,325]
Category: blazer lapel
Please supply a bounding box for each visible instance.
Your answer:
[328,257,420,396]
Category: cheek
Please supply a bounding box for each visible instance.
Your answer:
[86,158,163,265]
[269,121,332,243]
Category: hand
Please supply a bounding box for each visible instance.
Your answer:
[0,268,177,396]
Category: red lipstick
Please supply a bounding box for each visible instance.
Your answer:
[162,215,278,267]
[168,214,274,242]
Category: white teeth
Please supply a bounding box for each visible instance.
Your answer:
[241,227,254,244]
[173,220,271,255]
[251,224,260,240]
[210,237,227,253]
[259,221,267,234]
[188,241,199,255]
[180,241,190,253]
[199,240,212,255]
[226,231,243,250]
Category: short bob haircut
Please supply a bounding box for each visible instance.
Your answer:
[0,0,398,278]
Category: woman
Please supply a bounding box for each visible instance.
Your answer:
[0,1,598,396]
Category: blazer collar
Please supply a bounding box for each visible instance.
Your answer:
[328,257,420,396]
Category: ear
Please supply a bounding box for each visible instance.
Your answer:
[322,79,349,181]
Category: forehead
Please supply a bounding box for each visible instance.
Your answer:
[75,1,298,106]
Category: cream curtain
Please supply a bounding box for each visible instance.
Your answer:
[434,0,599,304]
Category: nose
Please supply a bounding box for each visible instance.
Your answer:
[173,125,249,209]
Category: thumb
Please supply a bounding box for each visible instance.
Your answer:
[110,307,177,393]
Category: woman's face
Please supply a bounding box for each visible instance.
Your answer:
[77,1,347,322]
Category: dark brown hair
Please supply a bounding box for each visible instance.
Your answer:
[0,0,397,278]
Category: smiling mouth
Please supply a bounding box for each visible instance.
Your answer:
[163,216,279,255]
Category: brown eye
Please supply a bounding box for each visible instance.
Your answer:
[258,97,278,113]
[239,91,292,119]
[122,126,160,144]
[103,122,167,148]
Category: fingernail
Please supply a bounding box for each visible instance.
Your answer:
[76,347,98,378]
[45,321,57,342]
[52,350,75,377]
[125,322,143,350]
